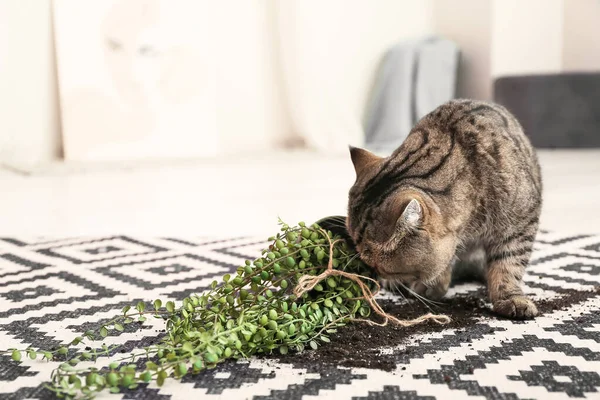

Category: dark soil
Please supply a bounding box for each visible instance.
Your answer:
[268,286,600,372]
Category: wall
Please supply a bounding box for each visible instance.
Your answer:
[0,0,294,167]
[563,0,600,72]
[0,0,62,170]
[491,0,563,78]
[215,1,293,153]
[0,0,433,166]
[3,0,598,168]
[433,0,492,99]
[277,0,434,152]
[435,0,599,100]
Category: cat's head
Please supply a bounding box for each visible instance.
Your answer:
[346,147,455,287]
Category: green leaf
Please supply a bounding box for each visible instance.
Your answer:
[107,372,119,386]
[100,327,108,338]
[122,375,133,387]
[309,340,318,350]
[178,363,188,376]
[85,372,97,387]
[140,371,152,382]
[288,324,296,335]
[279,345,289,355]
[166,301,175,313]
[205,353,219,364]
[136,301,146,313]
[122,305,131,314]
[157,370,167,387]
[28,351,37,360]
[114,323,124,332]
[182,342,193,353]
[59,363,74,372]
[70,376,82,389]
[153,299,162,311]
[146,361,158,371]
[11,350,21,361]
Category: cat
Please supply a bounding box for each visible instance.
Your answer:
[346,99,542,319]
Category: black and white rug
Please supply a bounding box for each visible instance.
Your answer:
[1,231,599,400]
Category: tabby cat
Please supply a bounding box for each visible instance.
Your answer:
[347,99,542,319]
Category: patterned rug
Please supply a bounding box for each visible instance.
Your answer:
[1,231,599,400]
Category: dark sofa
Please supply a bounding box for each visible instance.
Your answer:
[493,73,600,148]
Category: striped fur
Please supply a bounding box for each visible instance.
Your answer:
[347,99,542,319]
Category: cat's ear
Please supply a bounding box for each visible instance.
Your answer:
[349,146,381,176]
[399,199,422,228]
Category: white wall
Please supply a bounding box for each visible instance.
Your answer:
[0,0,62,170]
[2,0,598,169]
[435,0,599,100]
[491,0,563,77]
[563,0,600,72]
[215,1,293,153]
[434,0,492,99]
[277,0,434,152]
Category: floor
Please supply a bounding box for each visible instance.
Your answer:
[2,230,599,399]
[0,149,598,238]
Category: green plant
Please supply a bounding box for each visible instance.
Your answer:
[3,220,448,399]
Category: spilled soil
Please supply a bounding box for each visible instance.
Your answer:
[268,286,600,371]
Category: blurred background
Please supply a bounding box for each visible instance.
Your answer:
[0,0,599,238]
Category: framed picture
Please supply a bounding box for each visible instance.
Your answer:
[53,0,217,162]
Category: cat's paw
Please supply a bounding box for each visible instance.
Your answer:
[493,296,538,319]
[410,281,448,301]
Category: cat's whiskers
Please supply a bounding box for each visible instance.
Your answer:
[397,281,443,310]
[391,281,408,303]
[340,253,360,271]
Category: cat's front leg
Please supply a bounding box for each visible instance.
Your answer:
[485,241,538,319]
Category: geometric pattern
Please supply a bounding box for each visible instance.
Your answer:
[1,232,599,399]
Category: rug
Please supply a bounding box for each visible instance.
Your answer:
[1,231,599,400]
